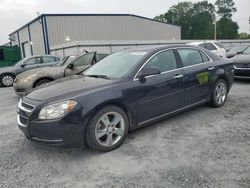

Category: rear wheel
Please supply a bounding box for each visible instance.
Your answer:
[34,79,52,88]
[0,74,15,87]
[86,106,129,152]
[208,79,228,107]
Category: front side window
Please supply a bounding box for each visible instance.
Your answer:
[84,50,147,78]
[25,57,41,65]
[144,50,177,72]
[204,43,217,50]
[177,49,204,67]
[73,53,95,67]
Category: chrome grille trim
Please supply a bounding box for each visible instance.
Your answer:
[18,99,35,113]
[17,114,28,127]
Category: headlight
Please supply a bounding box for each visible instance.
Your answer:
[38,100,77,120]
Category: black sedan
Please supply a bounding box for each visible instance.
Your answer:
[232,46,250,79]
[0,55,60,87]
[17,45,234,151]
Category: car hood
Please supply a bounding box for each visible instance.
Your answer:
[25,75,116,101]
[232,54,250,64]
[0,66,16,74]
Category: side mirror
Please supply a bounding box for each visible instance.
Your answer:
[67,63,73,69]
[237,51,243,55]
[137,67,161,79]
[20,63,26,68]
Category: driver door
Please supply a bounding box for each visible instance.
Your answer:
[64,52,96,77]
[134,49,185,125]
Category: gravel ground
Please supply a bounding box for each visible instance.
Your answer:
[0,81,250,188]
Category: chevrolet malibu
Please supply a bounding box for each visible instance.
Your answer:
[17,45,234,152]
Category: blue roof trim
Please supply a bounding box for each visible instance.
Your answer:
[9,14,180,35]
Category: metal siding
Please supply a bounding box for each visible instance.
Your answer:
[29,20,46,55]
[46,15,180,47]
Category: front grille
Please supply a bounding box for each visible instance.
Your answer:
[234,64,250,68]
[18,99,35,113]
[16,88,25,92]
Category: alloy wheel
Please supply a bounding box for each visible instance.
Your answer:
[215,82,227,105]
[95,112,125,147]
[2,75,14,86]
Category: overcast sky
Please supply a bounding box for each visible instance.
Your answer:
[0,0,249,44]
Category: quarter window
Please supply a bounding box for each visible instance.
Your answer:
[177,49,204,67]
[200,51,210,62]
[144,50,177,72]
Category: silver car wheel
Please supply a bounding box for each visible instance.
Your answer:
[2,75,14,86]
[95,112,125,147]
[215,82,227,105]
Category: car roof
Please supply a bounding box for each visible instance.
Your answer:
[123,44,204,53]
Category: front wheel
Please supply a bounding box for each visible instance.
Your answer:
[86,106,129,152]
[208,79,228,107]
[0,74,15,87]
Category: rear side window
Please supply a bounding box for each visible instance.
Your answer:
[144,50,177,72]
[198,44,205,48]
[204,43,217,50]
[177,49,204,67]
[43,57,58,63]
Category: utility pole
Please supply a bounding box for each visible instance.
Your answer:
[214,21,217,40]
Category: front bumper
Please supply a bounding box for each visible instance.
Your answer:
[17,99,86,148]
[13,82,30,95]
[234,66,250,79]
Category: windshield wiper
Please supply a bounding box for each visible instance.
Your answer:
[85,74,110,79]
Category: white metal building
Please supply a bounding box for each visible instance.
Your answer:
[9,14,181,57]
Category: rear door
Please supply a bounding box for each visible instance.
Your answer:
[64,52,96,77]
[134,49,185,124]
[176,48,214,106]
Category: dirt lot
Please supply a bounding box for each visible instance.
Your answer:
[0,81,250,188]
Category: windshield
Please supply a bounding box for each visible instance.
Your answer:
[56,55,76,66]
[84,50,147,79]
[243,46,250,54]
[229,45,248,53]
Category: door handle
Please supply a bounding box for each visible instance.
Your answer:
[208,66,215,71]
[174,74,183,79]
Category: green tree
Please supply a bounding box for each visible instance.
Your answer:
[216,18,239,39]
[154,1,215,39]
[154,2,193,39]
[215,0,238,39]
[190,1,216,39]
[215,0,237,19]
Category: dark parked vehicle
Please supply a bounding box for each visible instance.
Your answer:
[13,52,108,94]
[17,45,234,151]
[0,55,60,87]
[231,46,250,79]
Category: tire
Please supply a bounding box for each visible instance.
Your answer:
[0,73,15,87]
[86,105,129,152]
[34,79,52,88]
[208,79,228,107]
